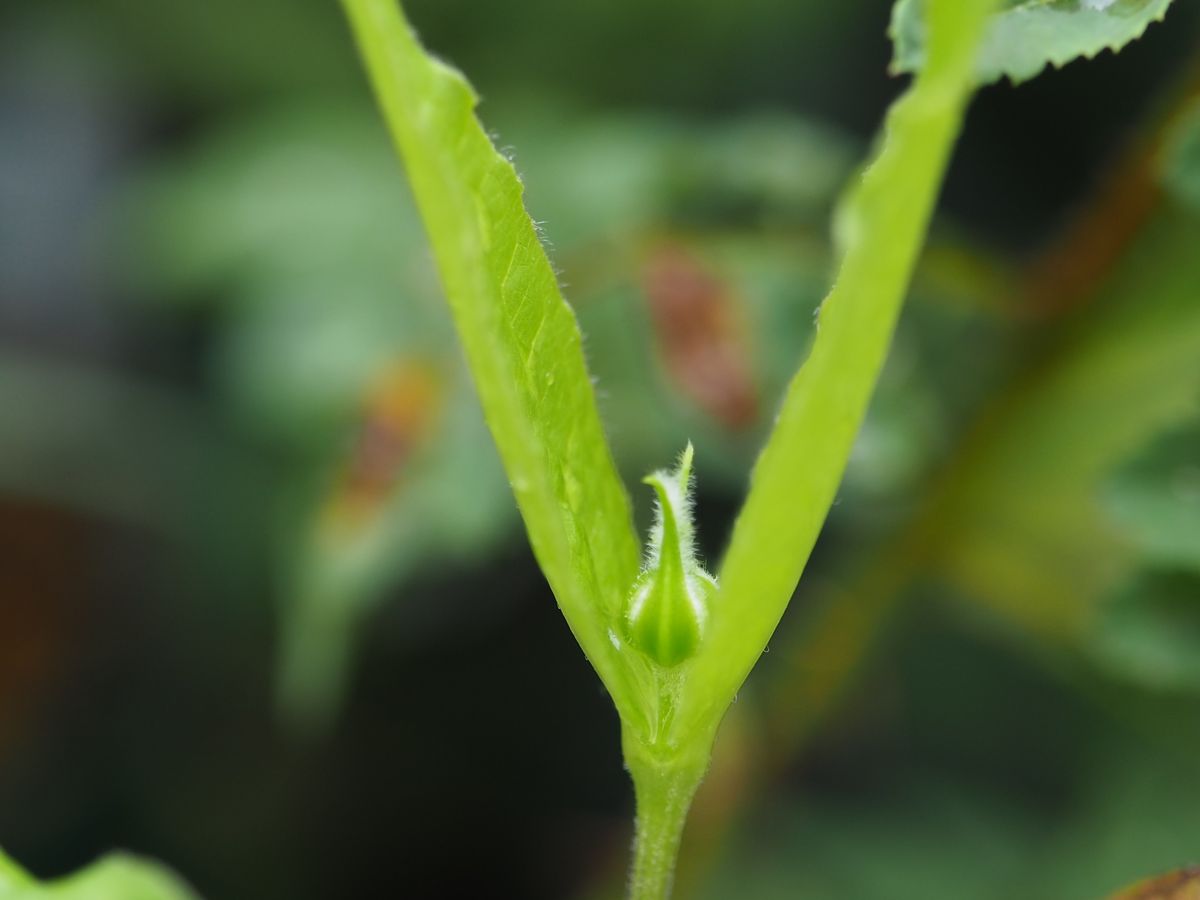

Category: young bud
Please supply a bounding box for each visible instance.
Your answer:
[624,444,716,667]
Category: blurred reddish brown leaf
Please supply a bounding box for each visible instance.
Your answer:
[642,243,758,431]
[324,360,443,530]
[1109,866,1200,899]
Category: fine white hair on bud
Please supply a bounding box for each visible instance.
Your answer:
[623,443,716,667]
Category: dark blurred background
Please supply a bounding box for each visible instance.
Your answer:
[3,1,1200,897]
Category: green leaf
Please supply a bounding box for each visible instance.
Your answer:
[339,0,649,725]
[891,0,1177,85]
[674,0,1000,742]
[0,850,33,892]
[0,850,198,900]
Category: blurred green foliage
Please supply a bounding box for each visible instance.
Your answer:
[700,743,1200,900]
[1164,100,1200,211]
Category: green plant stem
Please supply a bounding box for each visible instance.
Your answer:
[624,736,708,900]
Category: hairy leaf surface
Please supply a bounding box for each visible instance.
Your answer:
[674,0,1000,741]
[339,0,649,724]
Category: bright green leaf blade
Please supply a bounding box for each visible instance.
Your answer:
[892,0,1176,85]
[678,0,999,739]
[0,851,198,900]
[340,0,647,721]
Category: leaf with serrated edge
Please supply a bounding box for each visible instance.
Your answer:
[892,0,1176,85]
[338,0,652,729]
